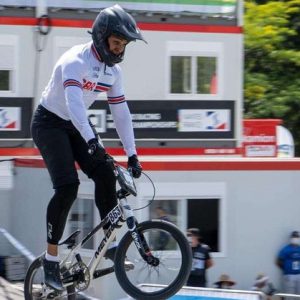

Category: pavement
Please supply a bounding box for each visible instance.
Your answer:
[0,277,24,300]
[0,277,100,299]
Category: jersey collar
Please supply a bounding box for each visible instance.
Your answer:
[91,43,102,62]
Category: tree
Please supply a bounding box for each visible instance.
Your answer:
[244,0,300,154]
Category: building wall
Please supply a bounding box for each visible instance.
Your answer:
[0,160,14,231]
[0,20,243,148]
[5,158,300,299]
[0,24,243,100]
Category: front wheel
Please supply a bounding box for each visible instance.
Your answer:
[115,220,192,300]
[24,254,76,300]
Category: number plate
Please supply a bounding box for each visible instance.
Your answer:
[108,206,122,224]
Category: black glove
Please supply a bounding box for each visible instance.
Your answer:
[87,138,106,160]
[127,154,142,178]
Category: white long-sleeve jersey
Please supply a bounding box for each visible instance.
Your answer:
[40,41,136,157]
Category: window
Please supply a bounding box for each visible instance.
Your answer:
[0,70,10,91]
[149,199,180,250]
[197,57,217,94]
[149,199,179,226]
[171,57,191,94]
[148,198,220,252]
[170,56,217,95]
[0,36,17,95]
[167,41,223,99]
[187,198,220,252]
[68,197,94,250]
[139,182,226,255]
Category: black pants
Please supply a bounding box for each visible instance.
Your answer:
[186,274,206,287]
[31,105,117,244]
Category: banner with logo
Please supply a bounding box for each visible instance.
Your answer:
[3,0,237,15]
[243,119,281,157]
[0,107,21,131]
[178,109,230,132]
[0,98,32,139]
[89,100,234,140]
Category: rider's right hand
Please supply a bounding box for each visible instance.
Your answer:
[88,138,106,160]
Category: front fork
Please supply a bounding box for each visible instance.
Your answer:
[119,198,159,267]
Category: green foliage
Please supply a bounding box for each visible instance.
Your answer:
[244,0,300,154]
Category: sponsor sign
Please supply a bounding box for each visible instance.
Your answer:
[89,100,235,140]
[178,109,230,132]
[276,125,295,158]
[243,119,281,157]
[0,107,21,131]
[0,98,33,139]
[245,145,276,157]
[89,109,106,133]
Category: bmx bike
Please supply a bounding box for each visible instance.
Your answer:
[24,158,192,300]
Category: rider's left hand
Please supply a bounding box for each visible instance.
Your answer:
[127,154,142,178]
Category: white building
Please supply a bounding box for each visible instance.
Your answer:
[1,154,300,299]
[0,0,243,149]
[2,2,296,299]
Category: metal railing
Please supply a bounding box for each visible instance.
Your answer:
[0,227,35,263]
[125,284,266,300]
[273,293,300,299]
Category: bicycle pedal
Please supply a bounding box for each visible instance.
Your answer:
[93,266,115,278]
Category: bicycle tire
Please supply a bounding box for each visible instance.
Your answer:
[24,255,76,300]
[114,220,192,300]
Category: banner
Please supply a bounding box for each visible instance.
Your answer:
[178,109,230,132]
[276,125,295,158]
[0,98,32,139]
[89,100,235,140]
[243,119,281,157]
[2,0,237,15]
[0,107,21,131]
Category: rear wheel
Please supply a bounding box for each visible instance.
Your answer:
[114,220,192,300]
[24,255,76,300]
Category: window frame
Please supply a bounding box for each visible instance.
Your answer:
[0,35,18,96]
[138,181,227,257]
[0,70,11,92]
[166,41,224,100]
[67,195,95,251]
[64,181,100,256]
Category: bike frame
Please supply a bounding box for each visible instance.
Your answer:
[60,195,141,284]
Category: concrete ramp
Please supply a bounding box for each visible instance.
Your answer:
[0,277,24,300]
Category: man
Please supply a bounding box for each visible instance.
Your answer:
[276,230,300,294]
[214,274,236,289]
[251,273,276,299]
[186,228,213,287]
[31,5,145,290]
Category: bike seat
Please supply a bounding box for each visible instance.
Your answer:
[58,230,81,248]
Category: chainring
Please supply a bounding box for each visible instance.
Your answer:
[70,261,90,291]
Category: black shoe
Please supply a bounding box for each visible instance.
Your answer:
[43,258,64,291]
[104,247,134,270]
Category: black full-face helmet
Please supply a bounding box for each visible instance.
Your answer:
[91,4,146,67]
